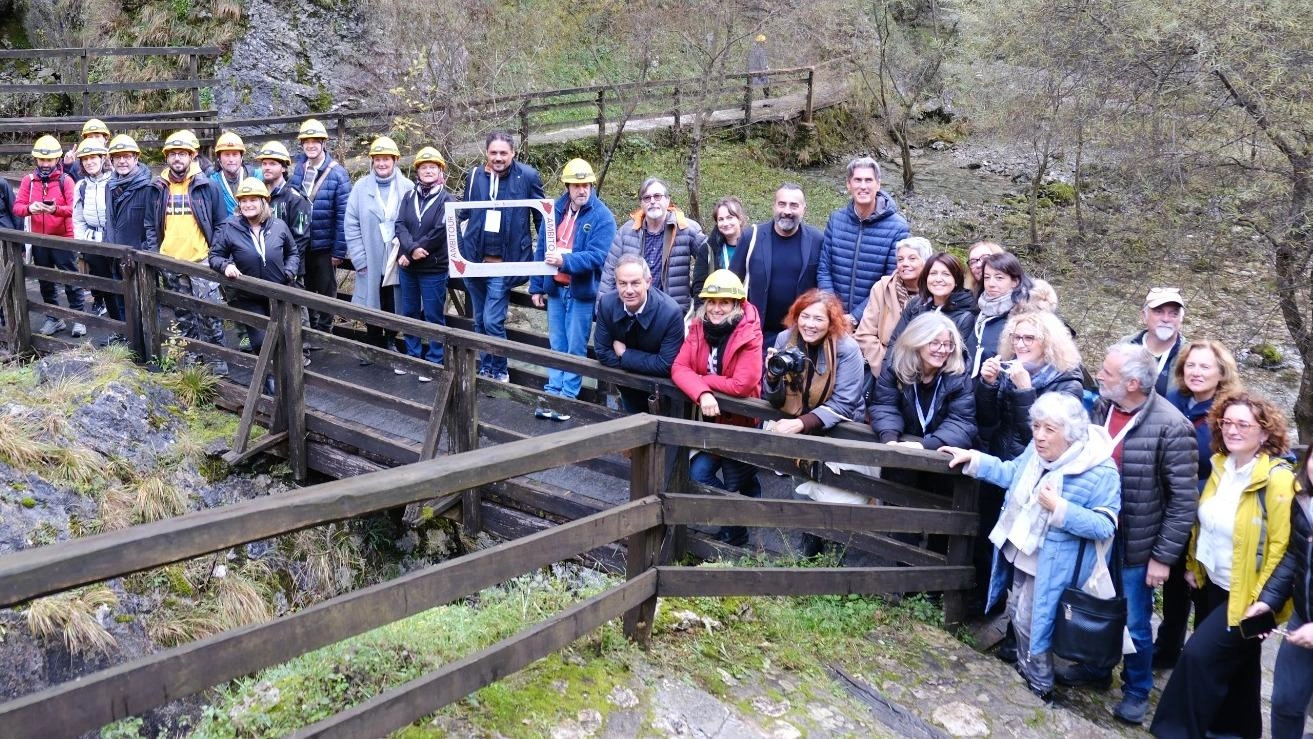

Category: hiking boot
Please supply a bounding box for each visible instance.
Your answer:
[996,623,1018,664]
[393,367,407,376]
[1151,647,1179,670]
[97,333,127,348]
[70,322,87,338]
[237,334,252,352]
[534,399,556,420]
[1112,696,1149,725]
[1054,663,1112,690]
[551,409,570,422]
[489,371,510,383]
[38,317,66,335]
[209,360,230,376]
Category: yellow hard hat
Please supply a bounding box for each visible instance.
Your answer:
[162,129,200,154]
[412,146,447,169]
[235,177,270,199]
[214,131,246,153]
[699,269,746,301]
[368,136,401,158]
[298,118,328,140]
[107,134,141,155]
[81,118,111,138]
[560,158,597,184]
[755,34,767,43]
[76,139,109,159]
[31,135,62,159]
[255,141,292,165]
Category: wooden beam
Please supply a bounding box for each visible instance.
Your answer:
[659,494,976,536]
[0,415,659,606]
[289,572,657,739]
[221,431,288,467]
[655,565,974,597]
[0,500,663,739]
[940,474,980,627]
[229,305,284,457]
[448,346,481,534]
[419,370,454,461]
[623,443,664,647]
[279,300,308,482]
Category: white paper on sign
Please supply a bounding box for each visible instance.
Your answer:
[483,209,501,233]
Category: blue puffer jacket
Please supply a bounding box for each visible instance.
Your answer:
[817,192,910,317]
[981,442,1122,654]
[288,152,353,258]
[530,189,618,303]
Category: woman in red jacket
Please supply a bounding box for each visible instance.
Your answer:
[13,134,84,337]
[672,269,764,546]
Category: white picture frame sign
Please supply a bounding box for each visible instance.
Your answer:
[444,199,558,278]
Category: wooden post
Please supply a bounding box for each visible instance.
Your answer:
[188,53,201,111]
[279,300,307,482]
[448,344,481,533]
[79,48,90,116]
[665,398,692,562]
[135,262,161,362]
[420,371,455,461]
[0,238,31,356]
[595,89,606,158]
[672,86,681,139]
[336,116,347,146]
[804,67,816,125]
[119,253,144,360]
[742,76,753,142]
[518,104,530,150]
[941,473,980,627]
[622,442,664,648]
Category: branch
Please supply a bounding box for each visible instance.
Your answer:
[1213,69,1300,162]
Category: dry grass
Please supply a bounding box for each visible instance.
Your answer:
[133,473,189,523]
[217,563,273,628]
[162,364,220,408]
[97,485,135,532]
[290,524,365,603]
[26,586,119,656]
[0,413,47,469]
[47,446,106,489]
[148,612,225,648]
[212,0,242,22]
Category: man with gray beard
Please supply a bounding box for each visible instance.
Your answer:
[1123,286,1187,396]
[729,183,822,349]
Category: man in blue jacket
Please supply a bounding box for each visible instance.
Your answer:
[594,254,684,414]
[288,118,352,337]
[460,130,545,382]
[817,156,910,325]
[529,158,617,419]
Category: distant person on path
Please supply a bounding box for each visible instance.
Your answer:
[672,269,764,546]
[288,118,352,339]
[600,177,708,315]
[394,146,458,381]
[101,134,154,346]
[729,183,822,349]
[748,34,770,98]
[458,130,545,382]
[62,118,111,182]
[853,235,932,375]
[1055,342,1197,726]
[209,132,260,217]
[146,129,228,374]
[529,158,617,418]
[72,139,117,330]
[13,134,82,338]
[1124,286,1187,396]
[345,136,414,357]
[594,255,685,413]
[0,165,17,326]
[817,156,911,325]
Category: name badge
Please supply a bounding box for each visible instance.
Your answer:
[484,209,501,233]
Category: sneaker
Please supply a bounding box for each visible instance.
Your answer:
[97,333,127,348]
[38,317,66,335]
[1112,696,1149,725]
[209,360,230,376]
[95,301,107,317]
[1053,664,1112,690]
[533,400,555,420]
[491,371,510,383]
[417,375,433,383]
[237,335,252,352]
[70,322,87,338]
[551,410,570,422]
[302,355,311,367]
[393,367,407,376]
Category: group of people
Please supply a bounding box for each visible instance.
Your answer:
[6,123,1311,736]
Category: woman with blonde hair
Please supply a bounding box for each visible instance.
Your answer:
[869,311,977,450]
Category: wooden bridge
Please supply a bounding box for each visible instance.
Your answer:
[0,227,979,736]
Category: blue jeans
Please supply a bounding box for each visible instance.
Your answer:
[1271,612,1313,739]
[689,451,761,495]
[1063,562,1154,701]
[399,269,447,365]
[464,275,509,375]
[544,287,592,398]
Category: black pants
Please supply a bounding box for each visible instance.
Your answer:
[32,245,85,312]
[231,294,270,353]
[83,253,123,321]
[304,250,336,332]
[1271,611,1313,739]
[1150,581,1262,738]
[365,284,396,350]
[1154,559,1199,659]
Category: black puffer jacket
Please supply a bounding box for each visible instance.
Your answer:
[975,364,1084,460]
[1260,491,1312,621]
[1091,393,1198,567]
[868,365,977,450]
[208,215,299,285]
[886,287,978,352]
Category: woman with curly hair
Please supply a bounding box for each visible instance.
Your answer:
[763,289,865,435]
[1151,392,1296,739]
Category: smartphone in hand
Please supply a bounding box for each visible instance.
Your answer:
[1239,610,1278,639]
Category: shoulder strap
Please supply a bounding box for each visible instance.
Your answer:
[741,224,759,293]
[1255,460,1293,570]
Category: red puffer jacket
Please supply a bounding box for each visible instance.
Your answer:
[13,166,75,237]
[672,301,764,428]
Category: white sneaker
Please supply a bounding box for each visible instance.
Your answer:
[393,367,407,376]
[37,318,66,335]
[417,375,433,383]
[71,322,87,338]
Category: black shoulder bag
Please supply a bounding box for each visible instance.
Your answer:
[1052,534,1126,670]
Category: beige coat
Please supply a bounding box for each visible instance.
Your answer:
[854,275,908,374]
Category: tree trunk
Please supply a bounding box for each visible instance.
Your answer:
[1073,121,1085,238]
[685,135,702,222]
[1275,153,1313,442]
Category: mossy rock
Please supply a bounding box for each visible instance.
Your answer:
[1249,343,1283,368]
[1037,181,1076,206]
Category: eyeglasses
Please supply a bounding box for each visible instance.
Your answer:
[1220,419,1256,432]
[968,257,985,266]
[927,340,956,351]
[1011,334,1039,344]
[641,192,668,203]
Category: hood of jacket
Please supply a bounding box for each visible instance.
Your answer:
[847,190,901,224]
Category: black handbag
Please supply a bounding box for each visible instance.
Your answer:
[1051,535,1126,670]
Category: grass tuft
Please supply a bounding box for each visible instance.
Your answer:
[133,472,189,522]
[162,364,220,407]
[25,585,119,656]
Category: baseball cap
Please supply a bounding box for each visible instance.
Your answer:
[1144,286,1185,309]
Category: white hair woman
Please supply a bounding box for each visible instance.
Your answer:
[942,392,1121,701]
[854,235,934,374]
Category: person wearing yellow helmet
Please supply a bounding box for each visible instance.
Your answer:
[208,177,300,357]
[527,157,616,416]
[148,129,229,373]
[92,134,153,347]
[288,118,353,336]
[64,118,112,181]
[749,33,770,98]
[345,135,414,359]
[209,131,261,217]
[255,141,311,286]
[393,146,456,378]
[72,139,114,332]
[16,134,85,337]
[672,268,764,545]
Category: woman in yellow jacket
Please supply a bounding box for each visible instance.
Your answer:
[1150,392,1296,739]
